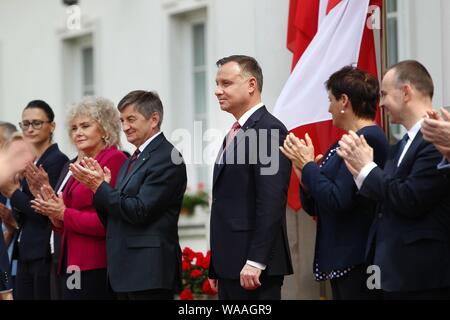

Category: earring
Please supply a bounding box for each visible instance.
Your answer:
[340,110,345,114]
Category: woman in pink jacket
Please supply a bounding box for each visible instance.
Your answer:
[32,97,127,299]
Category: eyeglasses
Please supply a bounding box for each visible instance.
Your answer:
[19,120,52,130]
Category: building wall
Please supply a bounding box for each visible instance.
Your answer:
[398,0,449,108]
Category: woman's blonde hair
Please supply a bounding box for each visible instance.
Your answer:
[66,96,121,148]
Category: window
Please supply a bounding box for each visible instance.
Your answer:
[386,0,399,66]
[62,34,95,106]
[169,8,209,190]
[192,22,209,187]
[82,46,94,96]
[386,0,405,141]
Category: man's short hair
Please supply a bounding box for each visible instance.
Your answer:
[0,121,18,140]
[387,60,434,99]
[117,90,164,128]
[326,66,380,120]
[216,55,264,93]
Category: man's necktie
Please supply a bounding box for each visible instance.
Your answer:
[126,149,141,175]
[225,122,241,151]
[394,133,409,167]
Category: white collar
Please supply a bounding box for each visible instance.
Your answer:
[237,102,264,127]
[405,119,424,142]
[136,131,163,155]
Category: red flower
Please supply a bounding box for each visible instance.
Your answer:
[197,182,205,192]
[180,289,193,300]
[182,260,191,271]
[195,252,204,267]
[201,251,210,269]
[201,279,217,295]
[181,247,217,298]
[190,269,203,279]
[183,247,196,262]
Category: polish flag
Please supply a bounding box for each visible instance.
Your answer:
[274,0,383,211]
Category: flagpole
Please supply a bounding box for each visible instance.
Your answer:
[381,0,390,137]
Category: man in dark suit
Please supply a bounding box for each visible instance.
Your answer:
[70,91,187,300]
[208,55,293,300]
[338,60,450,299]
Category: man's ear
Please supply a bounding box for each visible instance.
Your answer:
[248,77,257,94]
[402,84,413,103]
[151,112,160,129]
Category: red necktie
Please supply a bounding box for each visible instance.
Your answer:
[126,149,141,175]
[225,122,241,150]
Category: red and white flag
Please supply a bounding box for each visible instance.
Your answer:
[274,0,382,211]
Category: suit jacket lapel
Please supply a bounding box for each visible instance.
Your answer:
[119,133,165,190]
[213,107,267,186]
[384,144,401,174]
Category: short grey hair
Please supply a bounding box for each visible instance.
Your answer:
[66,96,121,148]
[0,121,18,141]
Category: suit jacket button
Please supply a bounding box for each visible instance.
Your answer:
[378,213,383,218]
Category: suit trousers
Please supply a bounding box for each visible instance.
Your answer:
[218,276,284,300]
[15,257,51,300]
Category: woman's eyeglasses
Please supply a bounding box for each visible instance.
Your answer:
[19,120,51,130]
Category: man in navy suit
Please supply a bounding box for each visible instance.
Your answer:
[338,60,450,299]
[71,91,187,300]
[208,55,293,300]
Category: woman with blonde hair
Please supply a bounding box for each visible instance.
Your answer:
[32,97,127,300]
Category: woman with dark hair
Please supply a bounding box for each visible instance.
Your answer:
[281,66,389,300]
[0,100,68,300]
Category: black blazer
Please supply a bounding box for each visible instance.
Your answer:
[10,143,69,262]
[300,125,389,273]
[360,131,450,292]
[209,106,294,280]
[93,133,187,293]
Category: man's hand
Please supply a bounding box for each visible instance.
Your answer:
[69,157,111,193]
[240,264,262,291]
[23,163,50,198]
[422,108,450,161]
[337,131,374,177]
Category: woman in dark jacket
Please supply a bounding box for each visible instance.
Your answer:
[0,100,68,300]
[281,66,389,300]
